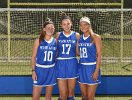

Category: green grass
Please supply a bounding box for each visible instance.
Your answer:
[0,96,132,100]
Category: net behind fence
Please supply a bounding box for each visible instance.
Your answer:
[0,8,131,75]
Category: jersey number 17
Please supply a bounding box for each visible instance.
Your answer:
[62,44,71,54]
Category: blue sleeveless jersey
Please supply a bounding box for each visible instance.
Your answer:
[36,38,57,65]
[78,35,101,85]
[57,31,77,58]
[79,35,96,63]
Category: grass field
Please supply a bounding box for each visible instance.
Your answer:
[0,34,132,75]
[0,95,132,100]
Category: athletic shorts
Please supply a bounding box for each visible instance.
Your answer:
[56,58,78,79]
[78,64,101,85]
[33,66,56,87]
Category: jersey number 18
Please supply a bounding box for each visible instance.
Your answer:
[80,47,88,58]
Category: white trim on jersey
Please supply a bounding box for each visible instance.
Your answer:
[36,63,55,68]
[56,57,76,60]
[33,83,56,87]
[44,37,53,43]
[78,81,101,85]
[80,62,96,65]
[57,77,78,80]
[62,31,73,37]
[83,34,90,40]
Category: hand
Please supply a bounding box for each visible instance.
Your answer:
[92,70,99,82]
[32,71,37,81]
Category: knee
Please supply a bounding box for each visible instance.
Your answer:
[45,92,52,96]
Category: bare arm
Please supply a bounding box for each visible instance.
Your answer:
[55,32,60,57]
[92,34,102,81]
[55,32,60,41]
[31,39,39,71]
[94,34,102,72]
[31,38,39,81]
[76,32,80,56]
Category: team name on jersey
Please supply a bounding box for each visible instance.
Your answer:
[40,46,56,50]
[79,43,93,47]
[58,40,76,43]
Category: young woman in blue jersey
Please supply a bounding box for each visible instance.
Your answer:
[78,17,102,100]
[31,18,57,100]
[56,12,80,100]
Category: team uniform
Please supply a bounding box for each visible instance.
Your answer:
[33,37,57,87]
[78,34,101,85]
[56,31,78,79]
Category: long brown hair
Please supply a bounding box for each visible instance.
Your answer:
[39,18,54,44]
[39,30,46,44]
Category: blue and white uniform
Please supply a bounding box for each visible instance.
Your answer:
[56,31,78,79]
[78,34,101,85]
[33,37,57,87]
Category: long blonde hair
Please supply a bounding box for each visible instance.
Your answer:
[89,27,95,43]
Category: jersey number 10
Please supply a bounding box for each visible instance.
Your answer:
[43,51,53,61]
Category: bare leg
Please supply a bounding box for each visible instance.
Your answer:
[87,84,98,100]
[67,79,76,100]
[79,83,87,100]
[32,86,42,100]
[58,79,68,100]
[45,86,53,100]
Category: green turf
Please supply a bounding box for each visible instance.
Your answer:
[0,96,132,100]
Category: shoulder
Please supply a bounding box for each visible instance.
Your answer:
[94,34,101,40]
[34,38,39,46]
[55,32,61,40]
[93,34,102,43]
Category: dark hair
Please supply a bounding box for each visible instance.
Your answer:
[60,11,72,23]
[39,18,54,44]
[43,18,54,28]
